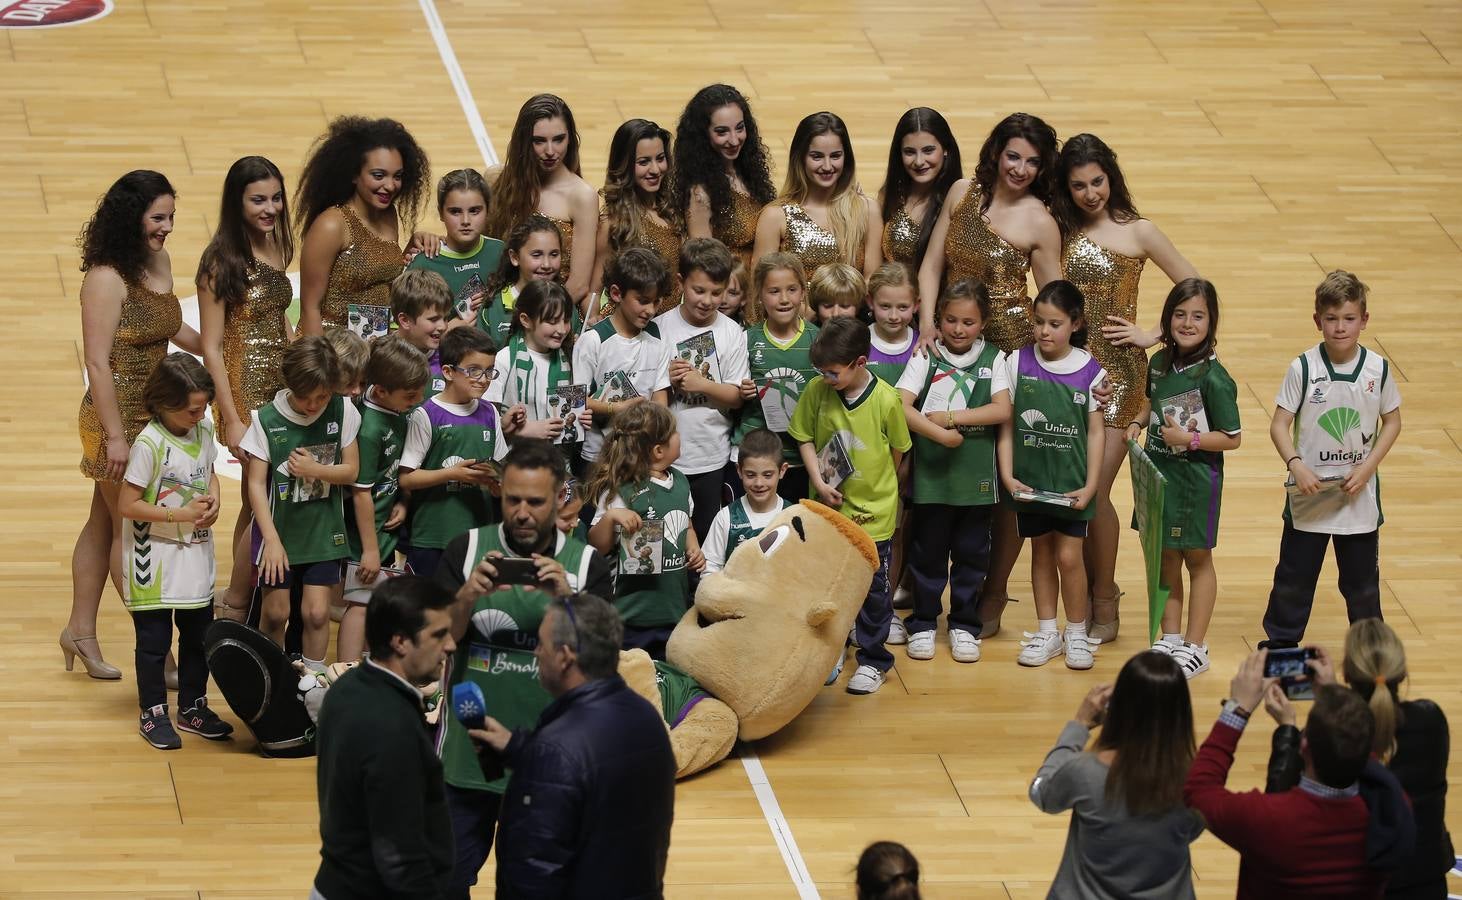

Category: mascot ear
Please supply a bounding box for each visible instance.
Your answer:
[806,600,838,629]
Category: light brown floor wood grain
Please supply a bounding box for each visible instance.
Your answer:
[1,0,1459,895]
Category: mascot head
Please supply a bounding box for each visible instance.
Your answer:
[667,500,876,740]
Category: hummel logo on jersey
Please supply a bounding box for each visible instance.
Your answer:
[268,426,288,433]
[1311,375,1329,384]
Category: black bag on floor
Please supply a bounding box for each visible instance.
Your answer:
[203,619,316,758]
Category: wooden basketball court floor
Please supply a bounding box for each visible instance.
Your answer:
[2,0,1461,895]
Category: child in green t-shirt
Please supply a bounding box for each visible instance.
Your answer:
[339,335,430,662]
[790,318,912,696]
[478,215,565,346]
[407,168,504,329]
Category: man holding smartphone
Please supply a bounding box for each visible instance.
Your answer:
[432,439,614,899]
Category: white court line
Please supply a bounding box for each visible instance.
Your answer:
[417,0,498,169]
[742,745,821,899]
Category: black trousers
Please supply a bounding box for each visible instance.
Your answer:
[685,469,725,543]
[1261,522,1382,643]
[446,785,502,899]
[133,605,212,710]
[904,504,993,635]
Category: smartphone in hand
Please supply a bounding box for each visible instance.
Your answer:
[492,556,542,587]
[1265,647,1318,700]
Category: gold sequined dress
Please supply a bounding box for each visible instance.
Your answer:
[779,203,863,281]
[944,187,1032,353]
[319,204,403,330]
[78,278,182,481]
[1063,231,1148,426]
[714,188,759,269]
[216,260,292,432]
[546,214,575,287]
[882,206,921,270]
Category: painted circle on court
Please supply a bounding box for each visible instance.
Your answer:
[0,0,113,28]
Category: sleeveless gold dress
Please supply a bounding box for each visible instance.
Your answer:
[216,260,293,432]
[882,206,920,270]
[714,188,759,269]
[1063,231,1148,426]
[944,187,1033,353]
[78,278,182,481]
[546,214,575,287]
[319,204,403,330]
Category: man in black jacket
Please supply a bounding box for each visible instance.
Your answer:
[312,577,456,900]
[470,592,676,899]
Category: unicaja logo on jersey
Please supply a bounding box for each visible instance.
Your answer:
[1,0,112,27]
[1020,409,1078,436]
[1317,406,1368,464]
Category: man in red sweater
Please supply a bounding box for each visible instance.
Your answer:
[1184,650,1415,899]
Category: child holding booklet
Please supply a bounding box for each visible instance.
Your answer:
[118,353,232,749]
[896,280,1010,663]
[407,168,504,328]
[1125,279,1241,679]
[790,317,912,695]
[704,429,792,572]
[736,252,816,502]
[1261,270,1401,648]
[586,402,704,659]
[997,281,1107,670]
[487,280,591,454]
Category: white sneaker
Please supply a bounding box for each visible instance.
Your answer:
[886,616,908,645]
[949,629,981,663]
[1150,637,1179,655]
[1172,642,1210,680]
[1018,630,1064,667]
[906,630,935,660]
[1064,628,1098,670]
[846,664,886,695]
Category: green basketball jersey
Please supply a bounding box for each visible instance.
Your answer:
[257,394,350,563]
[348,399,409,561]
[441,525,598,793]
[653,660,711,727]
[613,471,694,627]
[407,235,504,321]
[910,341,1002,506]
[477,285,517,348]
[736,320,818,463]
[1009,346,1104,522]
[406,398,504,550]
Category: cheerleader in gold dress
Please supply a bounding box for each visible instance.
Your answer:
[69,171,200,679]
[485,94,599,307]
[296,116,431,337]
[1054,134,1198,642]
[878,108,963,277]
[672,84,776,273]
[590,119,683,319]
[198,156,296,621]
[752,112,882,315]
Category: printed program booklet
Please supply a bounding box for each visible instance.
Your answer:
[676,332,720,387]
[758,375,798,433]
[280,443,337,502]
[453,273,483,320]
[816,434,854,491]
[346,303,390,341]
[593,370,640,404]
[1158,387,1208,454]
[1012,488,1078,508]
[344,562,405,603]
[154,474,208,543]
[922,367,981,434]
[549,383,588,444]
[622,520,665,575]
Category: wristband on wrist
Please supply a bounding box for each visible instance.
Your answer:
[1129,420,1144,431]
[1189,431,1202,452]
[166,509,175,523]
[1285,455,1301,469]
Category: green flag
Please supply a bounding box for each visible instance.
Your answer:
[1127,440,1171,643]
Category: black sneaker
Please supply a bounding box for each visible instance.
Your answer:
[176,699,234,740]
[140,704,182,750]
[1257,639,1299,651]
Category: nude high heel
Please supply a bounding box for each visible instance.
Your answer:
[1089,590,1124,644]
[60,628,122,680]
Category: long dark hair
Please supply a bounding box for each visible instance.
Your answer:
[855,841,921,900]
[1032,279,1088,349]
[879,108,962,271]
[602,118,677,255]
[196,156,294,306]
[486,94,581,240]
[293,116,430,233]
[508,279,577,354]
[1052,133,1141,239]
[490,214,563,295]
[1157,278,1220,373]
[1094,651,1195,816]
[973,112,1059,210]
[670,84,775,235]
[78,170,176,283]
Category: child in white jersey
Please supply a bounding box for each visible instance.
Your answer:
[488,279,592,453]
[1260,270,1401,648]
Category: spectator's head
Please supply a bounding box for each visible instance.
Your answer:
[1095,650,1194,816]
[365,576,457,685]
[1303,684,1375,788]
[535,593,622,696]
[1342,618,1407,761]
[501,438,567,553]
[855,841,920,900]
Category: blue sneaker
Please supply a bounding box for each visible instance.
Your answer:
[177,699,234,740]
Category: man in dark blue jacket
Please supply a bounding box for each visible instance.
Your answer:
[469,592,676,899]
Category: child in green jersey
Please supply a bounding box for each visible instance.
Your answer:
[791,318,913,695]
[1125,279,1242,680]
[118,354,232,749]
[407,168,504,329]
[704,429,790,572]
[809,262,866,326]
[339,335,430,662]
[242,336,361,671]
[389,268,450,397]
[997,281,1107,671]
[586,402,705,659]
[478,215,564,346]
[896,280,1011,664]
[487,280,591,449]
[736,252,816,501]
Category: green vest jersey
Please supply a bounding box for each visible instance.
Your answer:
[910,341,1002,507]
[406,399,503,550]
[736,321,819,462]
[654,660,711,727]
[407,236,505,321]
[614,471,693,627]
[348,400,409,561]
[441,526,598,793]
[1010,346,1104,522]
[727,495,790,555]
[258,394,350,562]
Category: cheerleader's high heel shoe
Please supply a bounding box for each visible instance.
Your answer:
[60,627,122,680]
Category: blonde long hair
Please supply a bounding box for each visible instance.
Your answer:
[1342,618,1408,762]
[778,112,867,268]
[583,402,677,507]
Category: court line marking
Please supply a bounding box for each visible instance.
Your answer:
[741,744,821,898]
[417,0,498,169]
